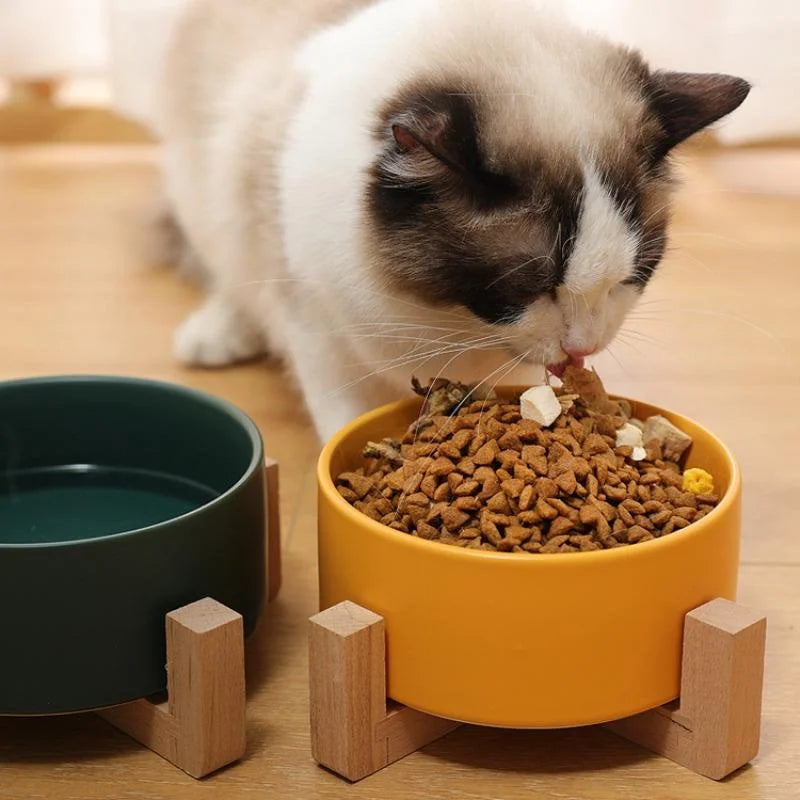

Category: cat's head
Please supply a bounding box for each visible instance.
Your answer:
[362,2,749,374]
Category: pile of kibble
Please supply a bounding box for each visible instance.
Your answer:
[334,372,720,553]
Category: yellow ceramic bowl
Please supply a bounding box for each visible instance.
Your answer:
[317,392,741,728]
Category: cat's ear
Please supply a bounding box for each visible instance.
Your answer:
[648,71,750,158]
[384,94,480,182]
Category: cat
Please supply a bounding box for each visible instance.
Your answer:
[159,0,749,442]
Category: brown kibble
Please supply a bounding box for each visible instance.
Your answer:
[420,474,439,499]
[649,508,672,526]
[548,516,575,538]
[595,515,611,538]
[501,478,525,499]
[506,525,533,544]
[555,470,578,495]
[547,498,575,518]
[604,484,627,502]
[487,491,511,514]
[402,471,424,495]
[541,534,570,552]
[417,522,439,540]
[521,444,545,462]
[513,463,537,483]
[592,460,610,486]
[583,433,611,455]
[572,457,591,479]
[336,485,359,503]
[465,537,483,548]
[433,482,452,503]
[467,432,487,455]
[535,498,559,520]
[621,498,645,514]
[518,484,535,511]
[477,475,501,501]
[496,538,518,552]
[456,458,476,476]
[626,525,651,543]
[437,442,462,461]
[337,471,374,499]
[373,497,393,516]
[449,428,473,451]
[638,471,660,485]
[399,491,429,510]
[473,466,495,482]
[480,517,502,545]
[454,496,481,512]
[453,479,480,496]
[595,414,625,437]
[695,493,719,505]
[579,504,602,526]
[498,430,523,450]
[498,450,521,471]
[337,372,719,552]
[634,514,654,531]
[429,457,456,477]
[472,439,500,465]
[447,471,464,491]
[385,469,406,491]
[537,477,559,498]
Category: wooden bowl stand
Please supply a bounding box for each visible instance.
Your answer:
[97,459,281,778]
[309,597,766,783]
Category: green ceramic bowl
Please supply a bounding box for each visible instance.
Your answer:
[0,376,266,715]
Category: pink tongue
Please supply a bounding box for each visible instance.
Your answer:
[547,355,584,378]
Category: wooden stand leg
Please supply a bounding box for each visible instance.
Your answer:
[98,597,246,778]
[605,598,767,780]
[265,458,282,602]
[308,601,459,781]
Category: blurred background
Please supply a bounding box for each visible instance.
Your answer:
[1,0,798,144]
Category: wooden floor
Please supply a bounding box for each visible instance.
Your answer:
[0,144,798,799]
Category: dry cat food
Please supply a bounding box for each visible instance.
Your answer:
[335,368,721,553]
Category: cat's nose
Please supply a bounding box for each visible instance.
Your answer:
[562,344,597,359]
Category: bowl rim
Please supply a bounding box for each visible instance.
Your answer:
[318,388,741,566]
[0,374,264,550]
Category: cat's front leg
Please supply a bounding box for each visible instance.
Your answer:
[174,293,266,367]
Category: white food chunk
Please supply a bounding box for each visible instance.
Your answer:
[520,385,562,427]
[631,446,648,461]
[642,415,693,462]
[616,422,644,449]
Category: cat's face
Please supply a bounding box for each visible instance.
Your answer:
[363,14,748,374]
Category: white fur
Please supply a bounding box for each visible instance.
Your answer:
[558,164,641,355]
[162,0,646,441]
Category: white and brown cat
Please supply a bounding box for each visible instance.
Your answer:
[159,0,749,441]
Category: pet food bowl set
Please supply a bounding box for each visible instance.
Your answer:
[0,375,280,776]
[313,390,766,781]
[0,376,765,783]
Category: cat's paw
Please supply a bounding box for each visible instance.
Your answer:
[174,298,265,367]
